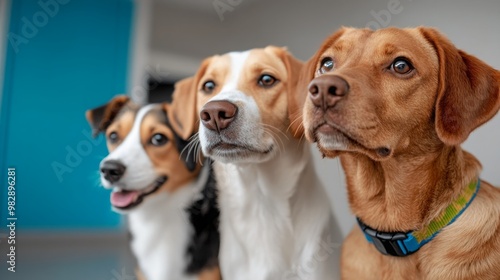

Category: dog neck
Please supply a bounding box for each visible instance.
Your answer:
[218,136,314,202]
[216,136,335,278]
[127,164,211,280]
[341,144,482,232]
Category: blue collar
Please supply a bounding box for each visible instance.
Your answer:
[357,179,481,257]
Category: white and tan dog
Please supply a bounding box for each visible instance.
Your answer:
[169,47,342,280]
[86,96,221,280]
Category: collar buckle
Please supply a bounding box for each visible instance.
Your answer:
[357,218,419,257]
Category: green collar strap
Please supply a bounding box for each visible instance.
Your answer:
[358,179,480,257]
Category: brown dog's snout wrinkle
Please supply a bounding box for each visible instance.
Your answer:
[308,75,349,110]
[200,100,238,132]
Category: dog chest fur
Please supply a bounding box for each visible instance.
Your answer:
[216,141,339,280]
[128,165,210,280]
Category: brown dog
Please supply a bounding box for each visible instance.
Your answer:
[299,27,500,279]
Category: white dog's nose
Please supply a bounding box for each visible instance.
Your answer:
[200,100,238,132]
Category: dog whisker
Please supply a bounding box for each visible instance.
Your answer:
[187,132,200,142]
[181,135,200,162]
[287,116,303,137]
[263,128,283,155]
[298,125,306,144]
[186,135,204,167]
[186,143,195,162]
[287,116,309,145]
[261,123,289,140]
[270,131,285,154]
[261,123,288,154]
[195,140,204,166]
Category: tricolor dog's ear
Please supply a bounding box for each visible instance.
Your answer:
[420,27,500,145]
[168,58,212,141]
[266,46,307,139]
[164,103,198,172]
[85,95,130,137]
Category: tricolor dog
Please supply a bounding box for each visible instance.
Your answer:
[85,96,221,280]
[300,27,500,279]
[168,46,342,280]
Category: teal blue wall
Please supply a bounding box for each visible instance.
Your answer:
[1,0,134,230]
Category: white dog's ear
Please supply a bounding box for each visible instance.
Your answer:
[168,77,197,141]
[85,95,130,137]
[164,103,198,172]
[420,27,500,145]
[168,58,212,140]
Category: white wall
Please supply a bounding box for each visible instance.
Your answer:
[149,0,500,237]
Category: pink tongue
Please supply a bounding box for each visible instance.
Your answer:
[111,191,139,208]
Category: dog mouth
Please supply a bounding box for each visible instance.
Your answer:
[313,122,392,159]
[207,141,273,157]
[314,122,358,144]
[110,176,167,210]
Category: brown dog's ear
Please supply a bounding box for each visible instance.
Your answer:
[168,58,212,140]
[420,27,500,145]
[266,46,306,138]
[85,95,130,137]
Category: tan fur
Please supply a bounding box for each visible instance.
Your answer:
[105,110,136,152]
[136,269,147,280]
[299,27,500,279]
[168,57,217,141]
[141,106,201,193]
[85,95,131,137]
[197,266,221,280]
[171,46,305,138]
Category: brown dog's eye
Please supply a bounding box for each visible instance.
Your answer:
[319,57,334,74]
[202,81,216,94]
[258,74,277,88]
[150,133,168,146]
[390,58,414,75]
[108,132,119,143]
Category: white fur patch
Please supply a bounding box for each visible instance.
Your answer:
[199,51,276,164]
[317,133,348,150]
[220,51,250,92]
[100,104,158,190]
[216,143,342,280]
[128,165,210,280]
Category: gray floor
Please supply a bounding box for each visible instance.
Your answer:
[0,232,135,280]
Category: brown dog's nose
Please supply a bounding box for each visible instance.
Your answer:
[308,75,349,110]
[200,100,238,132]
